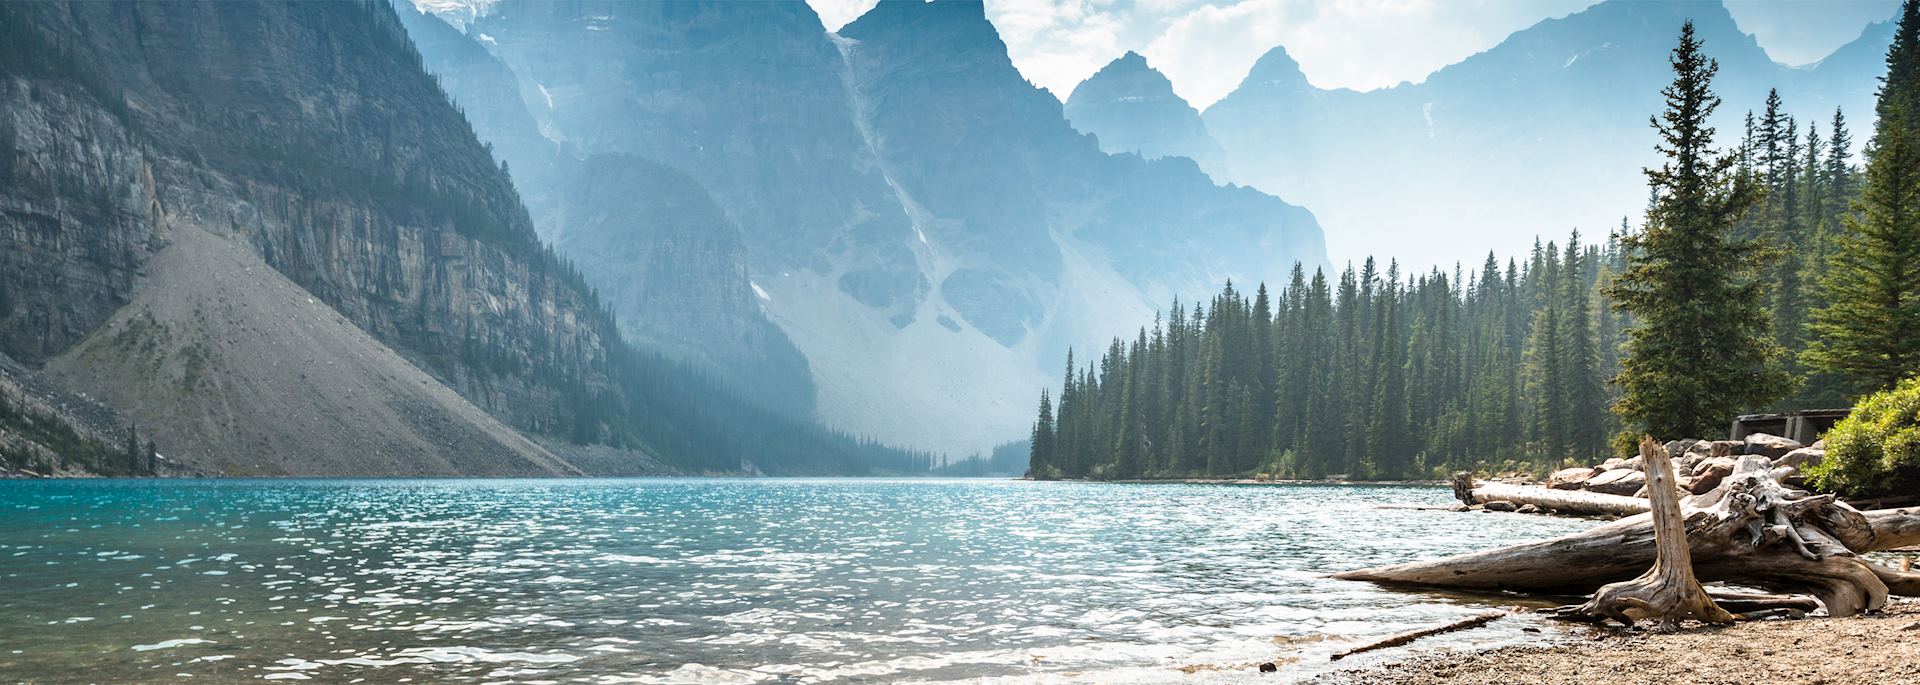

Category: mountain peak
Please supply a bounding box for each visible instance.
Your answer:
[842,0,1007,64]
[1244,45,1309,89]
[1072,50,1176,101]
[848,0,991,31]
[1065,48,1226,172]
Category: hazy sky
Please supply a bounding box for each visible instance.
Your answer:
[809,0,1902,109]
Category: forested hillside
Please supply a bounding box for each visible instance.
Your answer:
[1029,39,1885,480]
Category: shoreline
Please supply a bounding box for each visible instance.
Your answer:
[1038,477,1452,487]
[1325,598,1920,684]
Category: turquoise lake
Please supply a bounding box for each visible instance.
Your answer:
[0,479,1594,683]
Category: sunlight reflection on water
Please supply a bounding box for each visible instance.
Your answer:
[0,478,1593,683]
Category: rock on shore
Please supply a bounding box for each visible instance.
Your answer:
[1547,433,1823,499]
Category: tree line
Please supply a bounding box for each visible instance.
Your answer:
[1031,2,1920,480]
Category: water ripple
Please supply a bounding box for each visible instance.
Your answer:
[0,479,1592,682]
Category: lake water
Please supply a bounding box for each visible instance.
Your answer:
[0,479,1593,683]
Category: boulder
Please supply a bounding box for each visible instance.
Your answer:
[1665,439,1702,459]
[1812,438,1827,450]
[1483,500,1517,512]
[1584,468,1647,496]
[1775,447,1826,470]
[1613,456,1645,471]
[1516,504,1541,514]
[1743,433,1802,459]
[1547,466,1604,490]
[1675,454,1702,474]
[1692,456,1738,478]
[1709,440,1745,457]
[1688,456,1739,494]
[1685,440,1713,457]
[1601,457,1626,469]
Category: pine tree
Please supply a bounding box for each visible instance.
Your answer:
[125,423,141,475]
[1027,390,1055,477]
[1560,232,1605,460]
[1805,0,1920,393]
[1608,22,1788,439]
[1828,108,1856,219]
[1523,243,1568,458]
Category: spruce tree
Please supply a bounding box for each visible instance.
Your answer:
[1805,0,1920,393]
[1523,243,1568,458]
[125,424,141,475]
[1028,390,1055,478]
[1608,22,1788,439]
[1828,108,1855,218]
[1560,232,1605,460]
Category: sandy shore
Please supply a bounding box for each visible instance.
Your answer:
[1325,599,1920,684]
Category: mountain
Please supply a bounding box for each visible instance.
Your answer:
[419,0,1328,454]
[1068,0,1895,268]
[399,5,818,417]
[0,0,927,475]
[1064,51,1226,173]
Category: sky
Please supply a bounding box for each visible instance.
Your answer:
[808,0,1903,109]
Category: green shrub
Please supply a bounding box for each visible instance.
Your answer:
[1807,377,1920,498]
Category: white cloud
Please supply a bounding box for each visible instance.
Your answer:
[984,0,1131,98]
[812,0,881,31]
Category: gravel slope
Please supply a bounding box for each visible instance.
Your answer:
[46,225,583,476]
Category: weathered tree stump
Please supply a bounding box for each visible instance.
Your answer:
[1544,437,1733,630]
[1337,441,1920,618]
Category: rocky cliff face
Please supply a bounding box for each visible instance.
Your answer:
[546,154,817,415]
[415,0,1327,454]
[1064,51,1226,174]
[0,1,631,473]
[400,6,817,417]
[471,1,924,317]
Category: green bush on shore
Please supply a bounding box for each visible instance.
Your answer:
[1807,376,1920,498]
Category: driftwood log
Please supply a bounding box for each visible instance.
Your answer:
[1329,611,1504,660]
[1454,474,1652,518]
[1543,437,1732,630]
[1338,442,1920,618]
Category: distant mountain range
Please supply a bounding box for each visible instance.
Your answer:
[1067,0,1898,267]
[407,0,1327,455]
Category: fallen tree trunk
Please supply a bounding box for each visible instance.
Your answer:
[1454,475,1652,518]
[1544,437,1732,630]
[1337,452,1920,617]
[1867,507,1920,550]
[1329,611,1504,661]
